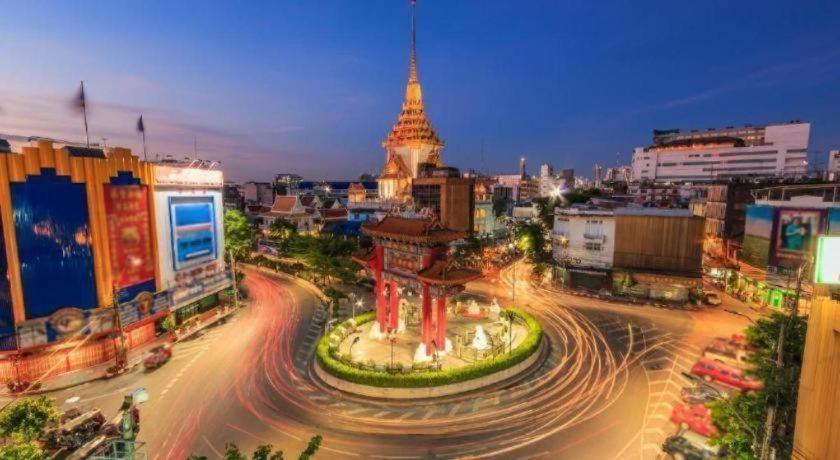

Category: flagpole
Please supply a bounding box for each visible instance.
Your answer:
[142,130,147,160]
[80,81,90,147]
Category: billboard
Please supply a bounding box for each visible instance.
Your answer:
[774,209,822,261]
[10,170,98,318]
[828,208,840,235]
[117,290,169,328]
[169,197,218,271]
[104,185,155,293]
[15,307,116,348]
[814,236,840,285]
[741,205,774,268]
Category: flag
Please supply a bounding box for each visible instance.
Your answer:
[137,115,145,133]
[73,81,86,112]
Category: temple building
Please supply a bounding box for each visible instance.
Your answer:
[378,0,445,202]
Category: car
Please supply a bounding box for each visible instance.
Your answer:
[680,384,723,405]
[670,403,718,437]
[662,431,724,460]
[703,345,752,369]
[143,344,172,370]
[704,293,722,306]
[691,358,763,392]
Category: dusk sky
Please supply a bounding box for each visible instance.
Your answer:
[2,0,839,182]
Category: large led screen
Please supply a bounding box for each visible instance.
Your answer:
[10,170,98,318]
[774,208,822,261]
[169,197,218,271]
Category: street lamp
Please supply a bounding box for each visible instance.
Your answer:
[505,311,515,354]
[388,332,397,371]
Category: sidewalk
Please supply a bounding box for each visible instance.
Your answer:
[5,303,248,397]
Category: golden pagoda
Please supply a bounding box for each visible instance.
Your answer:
[378,0,444,201]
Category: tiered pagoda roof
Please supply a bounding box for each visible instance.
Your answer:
[361,215,465,244]
[381,1,444,151]
[417,258,481,286]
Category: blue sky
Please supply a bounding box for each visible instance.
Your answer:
[1,0,839,181]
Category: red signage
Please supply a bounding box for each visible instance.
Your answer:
[104,185,155,288]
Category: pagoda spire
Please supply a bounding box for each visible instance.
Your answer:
[409,0,418,84]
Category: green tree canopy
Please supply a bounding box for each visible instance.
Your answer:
[491,195,508,219]
[710,311,807,459]
[288,234,358,285]
[224,210,256,260]
[0,396,59,442]
[0,440,42,460]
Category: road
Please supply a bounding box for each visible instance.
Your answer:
[23,265,753,459]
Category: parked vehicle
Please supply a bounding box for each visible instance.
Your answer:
[670,403,718,437]
[691,358,763,391]
[703,293,722,306]
[42,408,107,450]
[662,430,723,460]
[143,344,172,370]
[703,344,752,369]
[680,383,723,405]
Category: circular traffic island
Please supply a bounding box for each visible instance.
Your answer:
[314,302,545,399]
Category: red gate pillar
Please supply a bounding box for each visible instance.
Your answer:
[421,282,432,352]
[374,247,387,333]
[389,280,400,331]
[435,295,446,351]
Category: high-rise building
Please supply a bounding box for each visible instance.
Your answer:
[377,1,444,201]
[632,122,810,182]
[411,166,474,234]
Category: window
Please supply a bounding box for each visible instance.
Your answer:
[584,242,602,251]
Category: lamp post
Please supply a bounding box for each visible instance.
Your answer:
[388,332,397,371]
[506,311,515,354]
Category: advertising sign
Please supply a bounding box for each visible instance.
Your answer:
[118,290,169,328]
[0,213,14,338]
[10,170,98,318]
[828,208,840,235]
[169,197,218,271]
[15,307,116,348]
[814,236,840,285]
[775,209,822,260]
[741,205,774,268]
[154,165,223,188]
[171,262,231,308]
[104,185,155,289]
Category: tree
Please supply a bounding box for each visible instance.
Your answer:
[0,396,59,442]
[299,434,323,460]
[288,234,358,285]
[491,195,508,219]
[358,173,376,182]
[0,440,42,460]
[267,218,298,250]
[224,210,256,260]
[515,221,553,278]
[532,197,558,229]
[710,312,808,459]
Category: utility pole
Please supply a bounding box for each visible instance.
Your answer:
[229,248,239,310]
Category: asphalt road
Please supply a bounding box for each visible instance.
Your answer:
[22,265,752,459]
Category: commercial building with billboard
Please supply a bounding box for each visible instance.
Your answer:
[728,184,840,310]
[152,164,230,325]
[0,140,230,383]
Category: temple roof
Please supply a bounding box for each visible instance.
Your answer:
[362,215,465,244]
[379,153,412,179]
[417,258,481,286]
[382,0,444,151]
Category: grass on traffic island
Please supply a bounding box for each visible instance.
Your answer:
[316,308,543,388]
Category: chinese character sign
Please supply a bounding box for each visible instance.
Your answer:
[104,185,155,289]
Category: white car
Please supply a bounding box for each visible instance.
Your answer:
[704,293,722,306]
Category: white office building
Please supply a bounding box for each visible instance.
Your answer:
[829,150,840,181]
[632,122,810,182]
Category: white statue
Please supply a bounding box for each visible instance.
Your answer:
[489,297,501,321]
[414,343,432,363]
[472,325,489,350]
[466,299,481,316]
[368,321,386,340]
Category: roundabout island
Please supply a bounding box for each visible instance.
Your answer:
[314,214,545,398]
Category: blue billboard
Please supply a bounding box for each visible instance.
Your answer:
[169,197,217,271]
[10,169,98,319]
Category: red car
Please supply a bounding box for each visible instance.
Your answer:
[670,403,718,437]
[691,358,763,391]
[143,345,172,370]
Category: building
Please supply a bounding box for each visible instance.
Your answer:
[264,195,319,234]
[473,181,502,238]
[0,140,230,381]
[273,173,303,196]
[731,183,840,310]
[223,181,245,211]
[828,150,840,181]
[552,208,617,291]
[348,182,367,203]
[411,166,474,234]
[702,183,755,268]
[242,181,274,206]
[377,1,444,202]
[552,206,704,300]
[632,122,810,183]
[538,164,574,198]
